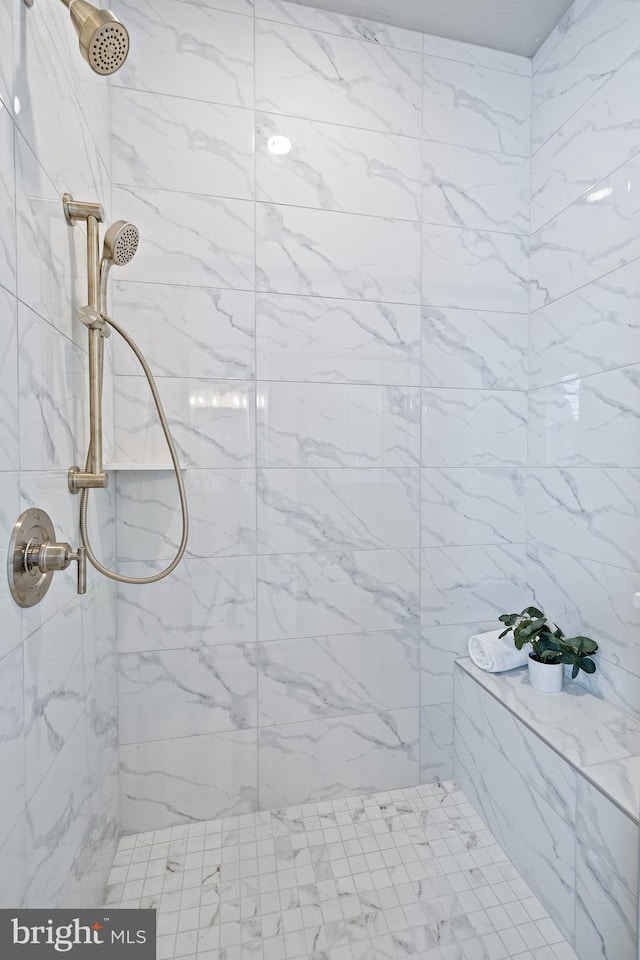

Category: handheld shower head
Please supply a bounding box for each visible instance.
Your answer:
[66,0,130,75]
[100,220,139,310]
[103,220,139,266]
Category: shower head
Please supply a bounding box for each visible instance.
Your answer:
[99,220,139,311]
[103,220,139,266]
[65,0,130,75]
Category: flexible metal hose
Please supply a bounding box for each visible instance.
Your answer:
[79,312,189,584]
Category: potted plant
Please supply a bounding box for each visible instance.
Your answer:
[498,606,598,693]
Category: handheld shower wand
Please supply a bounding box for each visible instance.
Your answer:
[65,195,189,587]
[24,0,130,76]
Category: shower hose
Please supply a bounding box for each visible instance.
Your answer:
[79,311,189,585]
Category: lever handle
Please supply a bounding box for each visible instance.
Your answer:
[31,541,87,595]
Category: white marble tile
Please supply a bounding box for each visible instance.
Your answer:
[0,645,25,855]
[575,789,638,960]
[532,0,591,74]
[114,377,255,468]
[454,665,578,827]
[529,262,640,388]
[0,104,15,294]
[421,389,527,467]
[117,556,257,652]
[526,468,640,571]
[257,467,420,554]
[532,0,640,151]
[259,708,419,807]
[0,0,12,111]
[457,658,640,770]
[421,467,526,547]
[423,37,531,76]
[255,19,422,136]
[24,715,94,907]
[258,382,420,469]
[532,49,640,231]
[453,688,577,943]
[526,545,640,685]
[258,628,419,725]
[183,0,254,13]
[0,287,18,471]
[111,185,254,291]
[119,644,258,744]
[422,57,531,157]
[112,89,254,200]
[120,730,258,832]
[0,473,22,660]
[13,0,107,200]
[0,817,26,909]
[576,777,638,896]
[14,131,87,345]
[112,282,255,380]
[421,543,527,626]
[256,203,421,304]
[116,468,256,561]
[422,141,529,235]
[112,0,253,106]
[23,598,85,802]
[583,756,640,825]
[18,303,87,472]
[256,112,420,220]
[421,619,495,706]
[422,306,528,390]
[257,548,420,641]
[575,656,640,725]
[530,155,640,310]
[255,0,422,51]
[420,703,453,783]
[257,294,420,386]
[422,225,529,313]
[529,367,640,468]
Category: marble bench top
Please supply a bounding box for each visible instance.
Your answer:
[456,658,640,824]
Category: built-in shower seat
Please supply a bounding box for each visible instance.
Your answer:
[453,658,640,960]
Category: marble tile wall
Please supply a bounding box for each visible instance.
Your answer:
[0,0,119,906]
[109,0,531,829]
[528,0,640,720]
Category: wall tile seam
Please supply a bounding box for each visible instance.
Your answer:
[530,0,593,75]
[531,144,640,235]
[118,704,421,736]
[529,253,640,315]
[531,32,640,156]
[529,358,640,390]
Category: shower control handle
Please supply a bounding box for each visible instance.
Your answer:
[31,542,87,593]
[8,509,87,607]
[27,541,87,596]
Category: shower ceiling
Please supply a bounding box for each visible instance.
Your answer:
[291,0,575,56]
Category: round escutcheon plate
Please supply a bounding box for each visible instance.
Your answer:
[8,508,56,608]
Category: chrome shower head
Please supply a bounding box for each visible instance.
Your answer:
[66,0,130,75]
[102,220,139,267]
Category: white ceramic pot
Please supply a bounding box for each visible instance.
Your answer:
[528,654,563,694]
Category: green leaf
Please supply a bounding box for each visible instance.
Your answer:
[581,658,596,675]
[522,606,544,619]
[572,663,579,679]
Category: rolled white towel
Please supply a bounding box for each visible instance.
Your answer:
[468,629,529,673]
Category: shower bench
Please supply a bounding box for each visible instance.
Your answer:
[453,658,640,960]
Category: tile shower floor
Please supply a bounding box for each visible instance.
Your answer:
[104,781,578,960]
